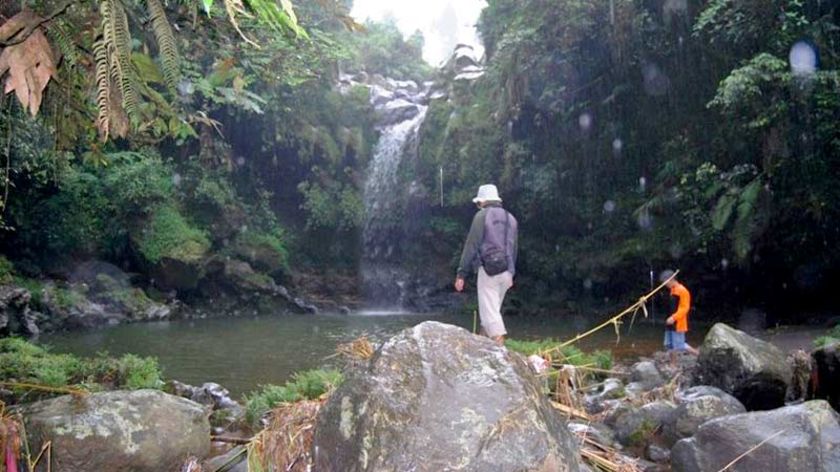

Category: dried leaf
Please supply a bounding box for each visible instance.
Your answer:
[0,13,57,116]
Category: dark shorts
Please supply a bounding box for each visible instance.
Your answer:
[664,330,687,351]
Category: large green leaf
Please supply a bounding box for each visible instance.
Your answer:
[712,193,736,231]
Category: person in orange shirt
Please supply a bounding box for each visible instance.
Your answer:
[660,270,699,367]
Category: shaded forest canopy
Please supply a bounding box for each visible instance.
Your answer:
[1,0,839,323]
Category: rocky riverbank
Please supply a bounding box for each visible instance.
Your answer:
[0,259,329,338]
[2,321,838,471]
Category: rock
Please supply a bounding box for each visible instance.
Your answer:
[811,341,840,411]
[668,386,745,442]
[204,446,247,472]
[22,389,210,472]
[568,421,619,449]
[375,98,421,126]
[150,256,205,292]
[168,380,244,423]
[671,400,840,472]
[612,400,677,448]
[786,349,812,402]
[693,323,792,410]
[630,361,665,389]
[601,378,626,399]
[0,285,40,336]
[41,282,124,330]
[313,321,582,471]
[646,443,670,463]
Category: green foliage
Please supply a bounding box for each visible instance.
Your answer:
[234,229,290,274]
[341,19,432,82]
[0,256,14,284]
[136,205,210,264]
[298,180,363,232]
[505,338,613,370]
[814,324,840,349]
[244,368,343,427]
[0,338,163,396]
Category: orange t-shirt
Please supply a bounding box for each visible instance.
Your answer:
[669,282,691,333]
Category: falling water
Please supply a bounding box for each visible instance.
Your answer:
[362,101,429,309]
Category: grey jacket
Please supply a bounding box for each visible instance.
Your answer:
[456,203,519,278]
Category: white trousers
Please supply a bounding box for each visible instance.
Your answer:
[477,267,514,338]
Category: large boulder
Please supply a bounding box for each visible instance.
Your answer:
[811,341,840,411]
[671,400,840,472]
[667,386,746,442]
[0,285,40,336]
[693,323,791,410]
[22,389,210,472]
[313,321,582,471]
[629,360,665,390]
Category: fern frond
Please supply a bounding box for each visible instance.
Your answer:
[102,0,139,122]
[94,37,111,141]
[47,19,80,69]
[147,0,181,92]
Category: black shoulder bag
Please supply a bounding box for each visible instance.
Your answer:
[482,209,510,276]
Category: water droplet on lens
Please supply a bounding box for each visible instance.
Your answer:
[612,138,623,154]
[789,41,817,75]
[603,200,616,213]
[578,113,593,131]
[721,258,729,269]
[172,173,181,186]
[236,157,246,166]
[639,176,647,192]
[583,278,593,290]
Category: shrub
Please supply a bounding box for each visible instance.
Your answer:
[244,368,343,427]
[0,338,163,400]
[136,205,210,264]
[0,255,14,284]
[815,324,840,349]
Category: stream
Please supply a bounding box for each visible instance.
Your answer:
[38,311,700,398]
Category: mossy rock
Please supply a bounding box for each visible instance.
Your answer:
[231,230,289,275]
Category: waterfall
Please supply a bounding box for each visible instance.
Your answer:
[361,81,429,310]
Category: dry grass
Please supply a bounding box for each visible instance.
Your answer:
[333,336,374,361]
[572,429,643,472]
[246,399,323,472]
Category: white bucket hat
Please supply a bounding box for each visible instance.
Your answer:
[472,184,502,203]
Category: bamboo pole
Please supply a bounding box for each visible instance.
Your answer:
[540,270,679,357]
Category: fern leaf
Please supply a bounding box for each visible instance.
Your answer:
[147,0,181,92]
[94,37,111,140]
[46,19,80,69]
[102,0,139,122]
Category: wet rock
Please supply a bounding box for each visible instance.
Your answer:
[630,361,665,389]
[150,256,205,291]
[568,421,619,449]
[168,380,244,426]
[811,341,840,411]
[204,445,247,472]
[41,282,124,329]
[375,98,421,126]
[646,444,670,463]
[612,400,677,448]
[787,349,812,402]
[313,321,583,471]
[693,323,791,410]
[0,285,40,336]
[667,386,745,442]
[671,400,840,472]
[22,389,210,472]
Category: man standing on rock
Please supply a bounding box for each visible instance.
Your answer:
[454,184,518,345]
[661,270,699,367]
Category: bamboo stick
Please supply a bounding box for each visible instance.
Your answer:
[541,270,678,356]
